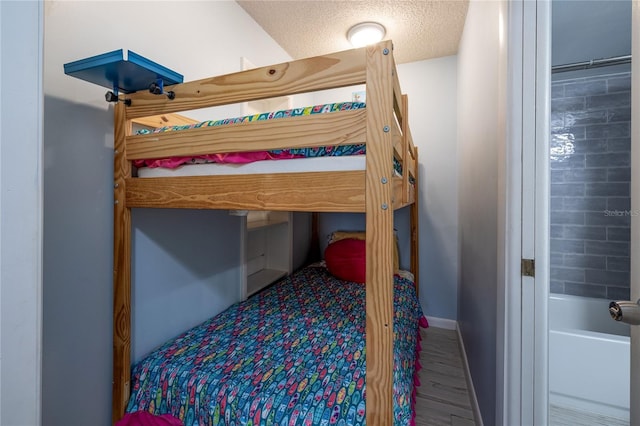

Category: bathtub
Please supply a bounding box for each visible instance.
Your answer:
[549,294,631,420]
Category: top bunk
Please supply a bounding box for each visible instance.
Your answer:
[113,40,417,213]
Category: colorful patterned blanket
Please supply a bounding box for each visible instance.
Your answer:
[134,102,367,169]
[126,265,425,425]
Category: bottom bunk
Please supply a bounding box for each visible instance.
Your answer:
[121,263,426,425]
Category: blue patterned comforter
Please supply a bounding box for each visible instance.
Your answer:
[126,265,424,425]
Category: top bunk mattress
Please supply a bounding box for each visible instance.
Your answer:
[137,154,366,178]
[134,102,367,173]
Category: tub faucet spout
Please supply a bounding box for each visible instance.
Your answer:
[609,299,640,326]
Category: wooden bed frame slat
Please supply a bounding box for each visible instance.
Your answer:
[392,176,406,210]
[401,94,410,205]
[392,123,403,161]
[123,48,367,119]
[125,172,366,212]
[131,113,199,129]
[126,173,416,212]
[127,109,366,160]
[112,41,419,426]
[393,68,404,131]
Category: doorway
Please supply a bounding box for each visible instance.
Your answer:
[548,1,632,424]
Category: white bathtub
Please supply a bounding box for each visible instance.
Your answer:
[549,294,631,420]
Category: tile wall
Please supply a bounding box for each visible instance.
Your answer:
[550,72,631,300]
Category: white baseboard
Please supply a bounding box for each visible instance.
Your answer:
[456,324,484,426]
[425,316,457,330]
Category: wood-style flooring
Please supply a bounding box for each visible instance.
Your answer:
[549,404,629,426]
[413,327,632,426]
[414,326,477,426]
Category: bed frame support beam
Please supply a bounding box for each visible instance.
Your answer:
[123,48,367,119]
[364,40,395,426]
[125,171,366,212]
[113,103,132,424]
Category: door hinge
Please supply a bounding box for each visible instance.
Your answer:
[521,258,535,277]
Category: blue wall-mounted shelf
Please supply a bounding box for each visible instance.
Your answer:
[63,49,183,94]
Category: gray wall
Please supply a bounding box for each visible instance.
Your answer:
[42,2,300,424]
[131,209,243,361]
[42,97,114,425]
[456,1,507,425]
[550,72,632,301]
[397,56,459,320]
[1,2,44,423]
[552,0,632,78]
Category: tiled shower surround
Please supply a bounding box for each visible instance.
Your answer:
[551,72,631,301]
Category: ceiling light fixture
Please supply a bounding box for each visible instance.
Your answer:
[347,22,386,48]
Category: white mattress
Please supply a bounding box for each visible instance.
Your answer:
[137,155,367,178]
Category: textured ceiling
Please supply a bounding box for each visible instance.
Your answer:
[236,0,469,64]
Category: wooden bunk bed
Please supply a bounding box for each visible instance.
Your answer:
[112,40,419,425]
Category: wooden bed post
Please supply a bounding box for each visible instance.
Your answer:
[112,102,132,424]
[365,40,395,426]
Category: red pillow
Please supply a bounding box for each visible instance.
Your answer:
[324,238,366,283]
